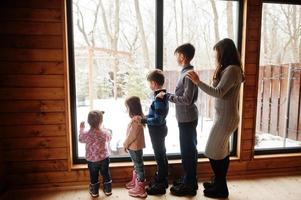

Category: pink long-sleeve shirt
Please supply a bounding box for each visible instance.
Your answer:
[79,127,111,162]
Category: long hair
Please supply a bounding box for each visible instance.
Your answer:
[125,96,144,118]
[213,38,244,82]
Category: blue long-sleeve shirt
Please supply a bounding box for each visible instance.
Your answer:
[142,89,169,126]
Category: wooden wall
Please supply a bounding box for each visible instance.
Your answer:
[0,0,300,190]
[0,146,5,193]
[0,0,73,188]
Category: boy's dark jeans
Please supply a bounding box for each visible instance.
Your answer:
[148,125,168,182]
[88,157,111,184]
[178,119,198,186]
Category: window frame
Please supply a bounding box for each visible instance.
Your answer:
[67,0,243,164]
[254,0,301,155]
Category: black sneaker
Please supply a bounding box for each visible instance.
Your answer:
[203,186,229,198]
[103,182,112,196]
[172,177,184,186]
[147,182,166,195]
[203,179,228,199]
[170,183,197,196]
[149,176,169,189]
[203,176,215,189]
[173,178,198,190]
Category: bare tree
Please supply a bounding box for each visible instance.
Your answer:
[226,1,234,39]
[299,6,301,63]
[180,0,184,44]
[99,0,120,99]
[261,4,301,65]
[262,5,268,64]
[173,0,179,46]
[210,0,220,43]
[134,0,150,69]
[74,0,101,108]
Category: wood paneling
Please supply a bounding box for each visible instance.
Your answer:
[0,147,6,193]
[6,160,68,174]
[0,75,64,87]
[0,35,63,49]
[0,100,65,113]
[0,22,62,35]
[239,0,263,161]
[0,113,65,125]
[0,62,64,75]
[1,0,61,9]
[0,0,67,191]
[1,136,67,150]
[0,49,63,62]
[0,8,62,22]
[0,88,65,100]
[0,125,66,139]
[7,74,60,86]
[3,148,68,162]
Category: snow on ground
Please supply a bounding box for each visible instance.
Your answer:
[255,132,301,149]
[77,99,301,158]
[77,98,213,158]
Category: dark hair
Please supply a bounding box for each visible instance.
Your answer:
[147,69,165,86]
[213,38,243,81]
[174,43,195,62]
[125,96,144,118]
[88,110,104,128]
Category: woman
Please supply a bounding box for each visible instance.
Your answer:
[187,38,244,199]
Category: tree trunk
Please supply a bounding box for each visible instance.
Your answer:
[262,5,268,64]
[180,0,184,44]
[112,0,120,100]
[134,0,150,69]
[299,36,301,64]
[226,1,233,39]
[88,48,94,109]
[173,0,179,46]
[210,0,219,43]
[291,6,298,62]
[299,7,301,63]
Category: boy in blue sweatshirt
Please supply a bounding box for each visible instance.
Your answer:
[137,69,169,195]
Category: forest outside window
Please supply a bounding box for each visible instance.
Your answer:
[255,2,301,153]
[68,0,242,163]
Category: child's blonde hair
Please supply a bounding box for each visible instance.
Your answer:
[88,110,104,128]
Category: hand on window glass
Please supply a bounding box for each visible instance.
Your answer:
[80,121,85,129]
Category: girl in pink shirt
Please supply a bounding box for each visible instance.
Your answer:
[79,110,112,197]
[123,96,147,198]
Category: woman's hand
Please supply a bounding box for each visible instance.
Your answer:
[186,70,201,85]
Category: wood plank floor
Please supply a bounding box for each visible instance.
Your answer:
[3,176,301,200]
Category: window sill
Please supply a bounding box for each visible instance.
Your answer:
[71,156,240,170]
[254,152,301,159]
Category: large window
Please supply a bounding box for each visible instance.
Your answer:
[68,0,242,163]
[163,0,240,154]
[255,2,301,153]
